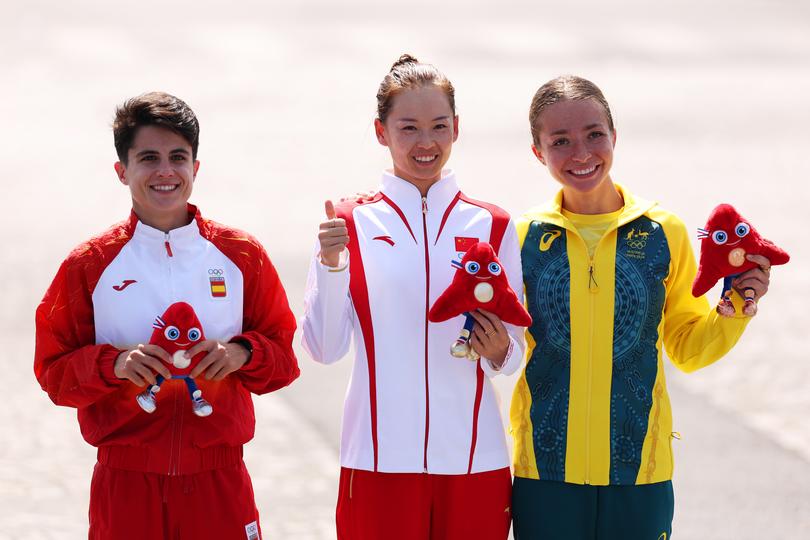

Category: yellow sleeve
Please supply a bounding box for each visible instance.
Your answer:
[656,209,751,373]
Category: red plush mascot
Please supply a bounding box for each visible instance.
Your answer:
[429,242,532,360]
[693,204,789,317]
[135,302,213,417]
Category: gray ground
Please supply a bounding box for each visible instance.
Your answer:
[1,0,808,538]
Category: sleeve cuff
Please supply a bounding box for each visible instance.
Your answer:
[481,337,518,378]
[99,346,124,386]
[229,335,255,367]
[317,250,349,273]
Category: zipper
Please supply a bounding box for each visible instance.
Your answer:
[164,230,183,475]
[164,232,174,257]
[421,196,430,472]
[585,258,596,483]
[167,384,181,474]
[565,213,626,484]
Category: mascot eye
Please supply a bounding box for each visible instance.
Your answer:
[164,326,180,341]
[465,261,480,274]
[488,262,502,275]
[187,328,201,341]
[735,222,750,238]
[711,230,728,245]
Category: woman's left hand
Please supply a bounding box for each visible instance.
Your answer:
[470,309,510,368]
[188,340,251,381]
[732,254,772,300]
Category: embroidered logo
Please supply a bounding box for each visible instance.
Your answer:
[624,222,660,260]
[539,230,562,252]
[625,227,650,250]
[454,236,478,252]
[112,279,137,291]
[373,235,395,246]
[208,268,226,298]
[245,521,260,540]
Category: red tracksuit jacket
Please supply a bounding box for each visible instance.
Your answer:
[34,205,299,475]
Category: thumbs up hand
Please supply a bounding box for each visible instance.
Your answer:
[319,200,349,268]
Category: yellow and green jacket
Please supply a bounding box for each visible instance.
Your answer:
[510,184,750,486]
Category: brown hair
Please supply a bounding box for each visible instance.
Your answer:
[529,75,614,145]
[113,92,200,163]
[376,54,456,123]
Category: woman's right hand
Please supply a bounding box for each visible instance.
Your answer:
[319,200,349,268]
[114,344,172,386]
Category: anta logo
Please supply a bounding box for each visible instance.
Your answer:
[112,279,137,291]
[539,230,562,251]
[373,235,395,246]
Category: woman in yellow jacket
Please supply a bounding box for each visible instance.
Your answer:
[509,76,773,539]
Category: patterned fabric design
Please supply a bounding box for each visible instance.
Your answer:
[610,216,670,484]
[521,222,571,481]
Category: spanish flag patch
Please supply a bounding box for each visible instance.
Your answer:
[209,276,227,298]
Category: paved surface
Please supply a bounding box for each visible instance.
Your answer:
[1,0,809,538]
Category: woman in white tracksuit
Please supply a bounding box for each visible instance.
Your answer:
[302,54,528,540]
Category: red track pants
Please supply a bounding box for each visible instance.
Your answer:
[336,467,512,540]
[88,459,262,540]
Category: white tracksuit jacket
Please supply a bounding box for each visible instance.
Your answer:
[302,171,525,475]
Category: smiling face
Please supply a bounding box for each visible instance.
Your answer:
[150,302,205,354]
[462,246,503,282]
[374,85,459,194]
[114,125,200,231]
[532,98,619,211]
[698,204,759,268]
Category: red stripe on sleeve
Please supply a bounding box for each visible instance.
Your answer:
[337,194,384,472]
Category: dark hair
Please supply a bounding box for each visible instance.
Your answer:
[529,75,614,145]
[113,92,200,163]
[376,54,456,123]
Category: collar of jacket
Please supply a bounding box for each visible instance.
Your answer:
[379,169,460,213]
[522,183,658,231]
[128,203,204,243]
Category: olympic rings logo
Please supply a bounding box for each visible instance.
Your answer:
[627,239,647,250]
[208,269,224,276]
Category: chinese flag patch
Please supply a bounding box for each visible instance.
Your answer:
[455,236,479,252]
[209,277,227,298]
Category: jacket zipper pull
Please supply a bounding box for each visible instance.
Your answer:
[422,197,428,214]
[164,233,174,258]
[588,263,599,292]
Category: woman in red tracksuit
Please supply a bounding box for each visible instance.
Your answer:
[34,92,299,539]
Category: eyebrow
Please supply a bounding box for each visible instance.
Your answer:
[135,148,190,158]
[396,116,451,122]
[549,123,603,136]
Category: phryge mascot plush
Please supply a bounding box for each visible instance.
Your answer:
[136,301,213,417]
[429,242,532,360]
[693,204,789,317]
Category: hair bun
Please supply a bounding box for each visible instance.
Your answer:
[390,54,419,71]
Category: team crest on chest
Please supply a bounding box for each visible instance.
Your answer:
[208,268,227,298]
[623,222,660,260]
